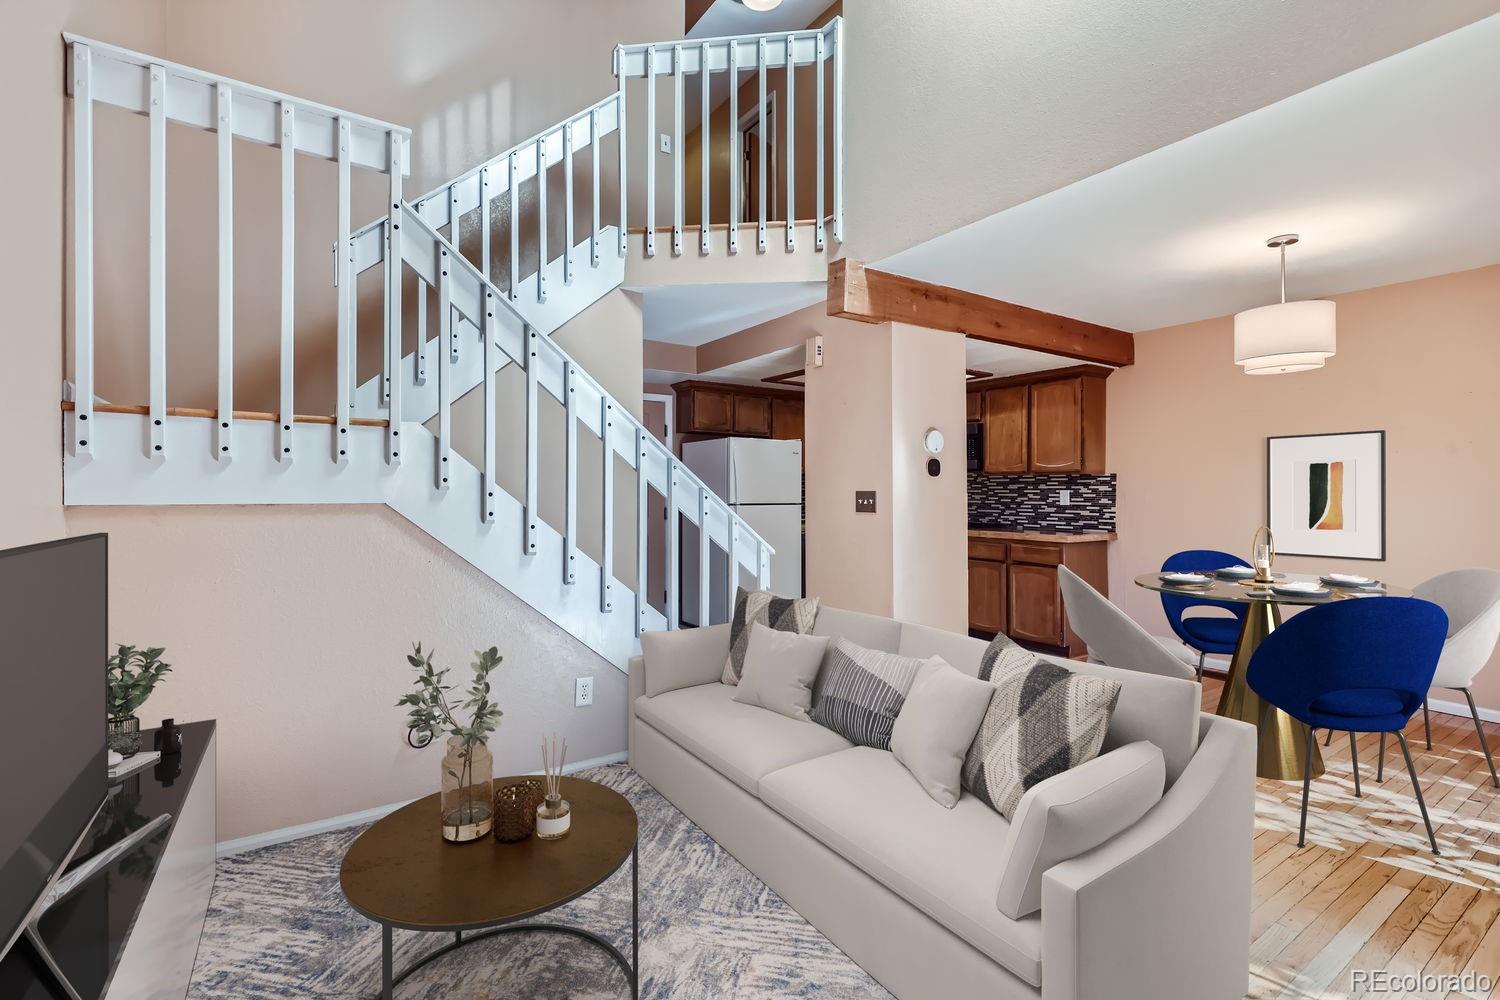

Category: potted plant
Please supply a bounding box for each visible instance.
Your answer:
[398,644,504,843]
[106,645,172,758]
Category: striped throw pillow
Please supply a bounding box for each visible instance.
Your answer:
[810,638,926,750]
[961,633,1122,819]
[722,588,820,685]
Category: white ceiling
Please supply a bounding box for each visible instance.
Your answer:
[638,280,826,346]
[964,340,1082,380]
[875,15,1500,333]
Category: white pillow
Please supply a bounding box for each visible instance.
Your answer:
[889,657,995,807]
[731,622,830,722]
[994,741,1165,919]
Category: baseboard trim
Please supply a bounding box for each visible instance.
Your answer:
[1427,696,1500,725]
[215,750,628,858]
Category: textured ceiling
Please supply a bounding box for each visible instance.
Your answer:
[874,16,1500,332]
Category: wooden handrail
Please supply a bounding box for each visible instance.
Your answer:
[61,400,389,428]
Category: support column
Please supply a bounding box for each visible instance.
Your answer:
[804,321,967,631]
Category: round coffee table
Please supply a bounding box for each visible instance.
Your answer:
[340,775,638,999]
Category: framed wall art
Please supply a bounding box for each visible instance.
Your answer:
[1266,431,1385,560]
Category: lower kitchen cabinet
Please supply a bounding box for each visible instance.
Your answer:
[967,535,1110,658]
[967,558,1007,634]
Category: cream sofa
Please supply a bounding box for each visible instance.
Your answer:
[627,606,1256,1000]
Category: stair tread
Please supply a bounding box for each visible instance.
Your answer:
[61,400,389,428]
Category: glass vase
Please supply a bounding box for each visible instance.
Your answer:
[107,716,141,758]
[439,737,493,843]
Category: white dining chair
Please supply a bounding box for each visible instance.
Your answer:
[1398,568,1500,787]
[1058,566,1197,680]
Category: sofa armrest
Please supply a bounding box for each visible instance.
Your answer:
[639,622,732,697]
[627,655,646,764]
[1040,713,1256,1000]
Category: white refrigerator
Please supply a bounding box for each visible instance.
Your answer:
[680,437,804,626]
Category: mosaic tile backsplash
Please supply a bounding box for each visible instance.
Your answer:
[968,472,1117,533]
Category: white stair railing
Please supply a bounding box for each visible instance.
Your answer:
[62,35,411,470]
[393,202,772,631]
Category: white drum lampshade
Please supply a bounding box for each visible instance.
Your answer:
[1233,299,1336,375]
[741,0,784,10]
[1232,234,1336,375]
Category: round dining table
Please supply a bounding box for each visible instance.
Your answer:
[1134,571,1412,781]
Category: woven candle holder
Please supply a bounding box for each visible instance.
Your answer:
[494,777,544,842]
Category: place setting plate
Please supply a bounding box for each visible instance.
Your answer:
[1271,580,1332,598]
[1159,572,1214,588]
[1320,572,1383,591]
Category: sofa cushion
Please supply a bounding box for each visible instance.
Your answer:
[723,588,821,685]
[1040,655,1201,787]
[896,622,990,677]
[732,623,829,722]
[811,638,926,750]
[640,623,732,698]
[890,657,995,808]
[635,683,851,796]
[995,741,1166,919]
[812,606,903,652]
[963,651,1121,819]
[760,747,1044,987]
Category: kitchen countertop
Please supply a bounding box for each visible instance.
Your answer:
[968,528,1117,544]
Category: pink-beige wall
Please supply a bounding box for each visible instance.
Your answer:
[1109,264,1500,708]
[7,0,684,843]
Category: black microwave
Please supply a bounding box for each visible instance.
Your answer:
[966,421,983,471]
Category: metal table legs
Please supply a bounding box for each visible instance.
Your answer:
[1214,599,1326,781]
[376,842,639,1000]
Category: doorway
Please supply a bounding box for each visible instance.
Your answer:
[738,93,777,224]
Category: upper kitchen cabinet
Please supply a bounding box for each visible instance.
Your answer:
[675,381,804,441]
[969,367,1109,475]
[982,385,1028,473]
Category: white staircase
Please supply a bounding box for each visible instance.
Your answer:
[60,21,844,672]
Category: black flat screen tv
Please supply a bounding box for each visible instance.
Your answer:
[0,535,108,962]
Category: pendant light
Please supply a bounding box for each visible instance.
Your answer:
[740,0,784,10]
[1233,235,1336,375]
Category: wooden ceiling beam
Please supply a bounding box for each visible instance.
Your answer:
[827,258,1135,368]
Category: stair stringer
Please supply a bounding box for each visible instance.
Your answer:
[353,226,624,422]
[62,412,663,673]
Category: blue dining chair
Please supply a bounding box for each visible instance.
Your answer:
[1160,549,1252,680]
[1246,597,1449,855]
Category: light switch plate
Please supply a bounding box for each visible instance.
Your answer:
[575,676,594,707]
[855,490,877,514]
[659,133,671,154]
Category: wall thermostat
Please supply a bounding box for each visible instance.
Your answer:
[922,428,945,456]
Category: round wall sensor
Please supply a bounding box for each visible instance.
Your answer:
[923,428,945,456]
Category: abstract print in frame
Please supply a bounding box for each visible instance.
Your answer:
[1267,431,1385,560]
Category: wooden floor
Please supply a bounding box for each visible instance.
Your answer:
[1203,677,1500,998]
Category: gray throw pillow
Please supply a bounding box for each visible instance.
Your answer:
[810,637,925,750]
[731,623,830,722]
[722,587,820,685]
[961,632,1122,820]
[891,657,997,808]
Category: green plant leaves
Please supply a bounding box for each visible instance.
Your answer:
[397,642,506,748]
[106,643,171,720]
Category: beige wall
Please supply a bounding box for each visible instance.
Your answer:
[804,317,967,627]
[7,0,682,843]
[1109,264,1500,707]
[1,0,166,551]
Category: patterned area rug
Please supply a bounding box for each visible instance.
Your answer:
[188,764,891,999]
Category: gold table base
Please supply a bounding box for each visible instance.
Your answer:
[1215,599,1325,781]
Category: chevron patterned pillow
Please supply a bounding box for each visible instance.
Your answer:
[961,633,1122,820]
[809,638,926,750]
[722,587,820,685]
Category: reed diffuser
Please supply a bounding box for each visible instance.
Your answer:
[537,733,572,840]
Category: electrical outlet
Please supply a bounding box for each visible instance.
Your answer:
[1058,489,1072,506]
[659,133,671,154]
[575,676,594,707]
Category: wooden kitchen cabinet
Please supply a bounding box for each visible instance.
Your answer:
[733,394,772,436]
[682,386,734,433]
[982,385,1028,473]
[1008,562,1064,646]
[969,368,1109,475]
[966,391,983,422]
[967,533,1111,657]
[771,397,805,440]
[968,558,1007,635]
